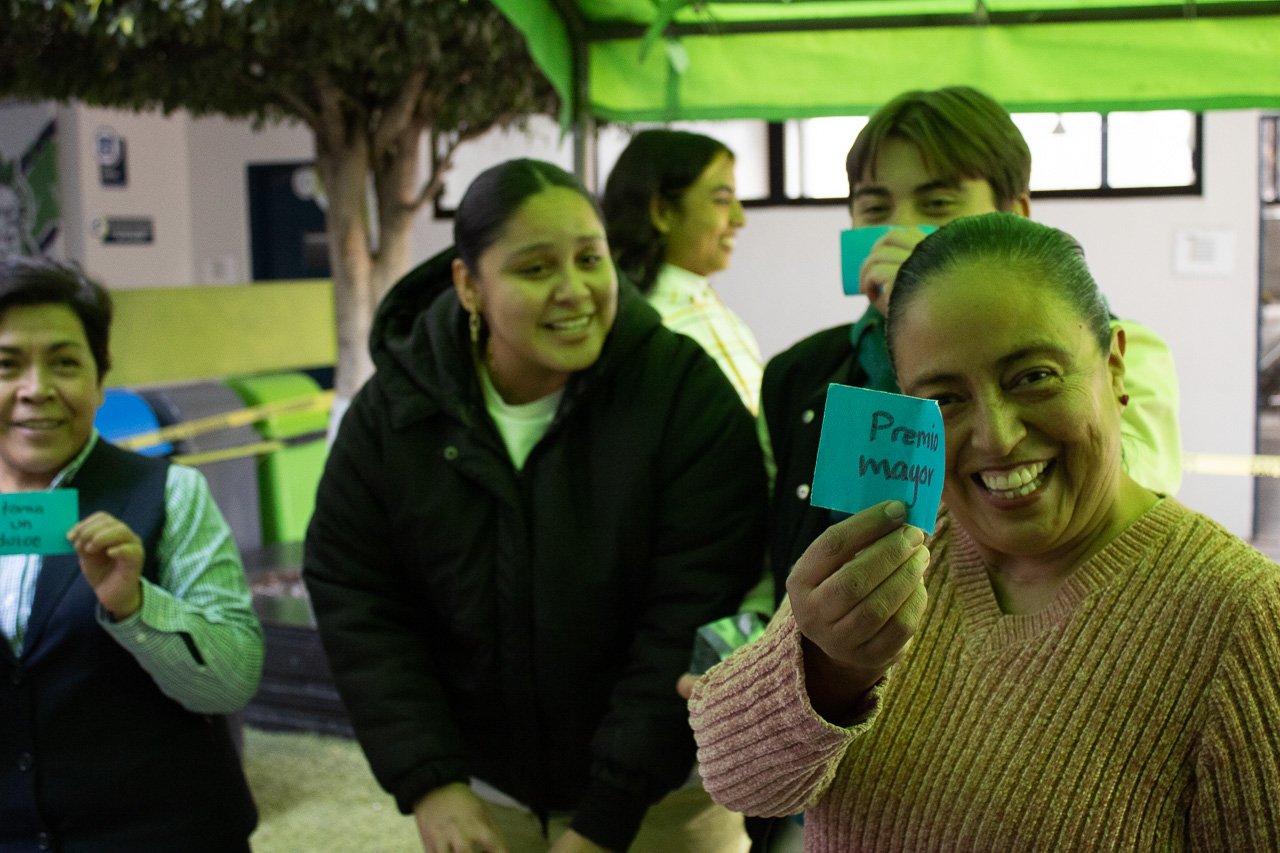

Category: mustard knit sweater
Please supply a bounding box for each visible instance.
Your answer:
[690,499,1280,851]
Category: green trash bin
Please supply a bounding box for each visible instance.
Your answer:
[225,372,329,545]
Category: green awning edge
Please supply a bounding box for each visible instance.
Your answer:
[590,93,1280,124]
[489,0,576,126]
[582,16,1280,122]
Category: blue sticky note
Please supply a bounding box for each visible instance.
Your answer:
[811,385,945,533]
[840,225,938,296]
[0,490,79,555]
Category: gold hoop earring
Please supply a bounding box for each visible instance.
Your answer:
[468,309,481,345]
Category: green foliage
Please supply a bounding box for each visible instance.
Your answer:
[0,0,557,393]
[0,0,557,140]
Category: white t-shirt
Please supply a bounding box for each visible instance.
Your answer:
[478,364,562,471]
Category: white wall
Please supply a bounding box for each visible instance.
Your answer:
[60,105,197,287]
[42,104,1264,536]
[186,113,314,285]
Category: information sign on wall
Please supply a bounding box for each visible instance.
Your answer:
[95,126,127,187]
[92,215,154,244]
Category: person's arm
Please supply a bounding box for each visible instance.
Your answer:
[302,389,471,818]
[689,600,866,817]
[728,391,777,617]
[96,465,263,715]
[1188,567,1280,848]
[1112,319,1182,495]
[674,403,775,702]
[570,357,769,850]
[690,501,927,815]
[757,398,777,493]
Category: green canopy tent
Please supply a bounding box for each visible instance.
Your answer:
[492,0,1280,175]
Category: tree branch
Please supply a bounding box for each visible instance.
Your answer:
[409,130,462,213]
[371,66,427,160]
[270,85,321,130]
[314,70,352,153]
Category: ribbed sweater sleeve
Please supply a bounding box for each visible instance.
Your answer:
[689,598,882,817]
[1188,561,1280,849]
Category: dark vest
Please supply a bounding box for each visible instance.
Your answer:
[0,441,256,853]
[761,324,865,602]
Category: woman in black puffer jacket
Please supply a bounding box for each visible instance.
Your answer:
[304,159,766,853]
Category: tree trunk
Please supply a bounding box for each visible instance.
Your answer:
[315,112,432,407]
[316,137,376,402]
[370,121,424,303]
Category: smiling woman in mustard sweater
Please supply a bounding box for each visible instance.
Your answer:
[689,214,1280,852]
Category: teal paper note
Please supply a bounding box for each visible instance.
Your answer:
[811,385,944,533]
[0,489,79,555]
[840,225,938,295]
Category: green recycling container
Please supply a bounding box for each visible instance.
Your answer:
[224,372,329,545]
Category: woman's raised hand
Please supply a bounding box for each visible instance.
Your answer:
[69,511,145,621]
[786,500,929,723]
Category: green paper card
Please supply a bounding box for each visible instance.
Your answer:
[0,489,79,555]
[811,384,944,533]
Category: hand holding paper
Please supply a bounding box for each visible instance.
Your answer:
[789,384,941,721]
[69,511,145,621]
[840,225,936,314]
[786,500,929,723]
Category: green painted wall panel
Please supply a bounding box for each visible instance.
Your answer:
[107,280,336,388]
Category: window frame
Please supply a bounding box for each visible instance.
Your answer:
[432,111,1204,217]
[747,111,1204,209]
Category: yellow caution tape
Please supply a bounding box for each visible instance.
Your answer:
[171,441,288,467]
[1183,452,1280,479]
[169,448,1280,478]
[116,391,334,451]
[112,394,1280,480]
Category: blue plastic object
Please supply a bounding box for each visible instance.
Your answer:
[95,388,172,456]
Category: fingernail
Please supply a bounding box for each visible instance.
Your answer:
[885,501,906,520]
[902,526,924,547]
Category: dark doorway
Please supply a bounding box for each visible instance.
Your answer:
[247,162,330,281]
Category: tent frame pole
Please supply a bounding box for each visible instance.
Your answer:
[551,0,599,190]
